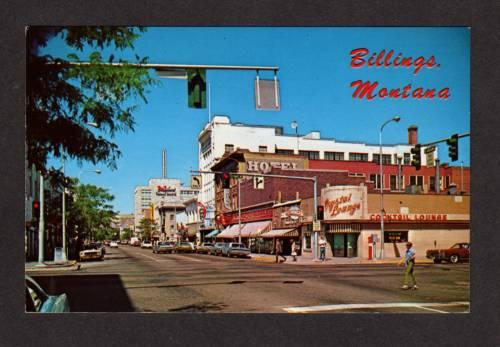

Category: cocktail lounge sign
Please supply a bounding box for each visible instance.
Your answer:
[321,186,367,220]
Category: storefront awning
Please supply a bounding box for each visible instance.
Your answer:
[205,229,220,238]
[260,228,299,238]
[241,220,271,237]
[216,224,246,238]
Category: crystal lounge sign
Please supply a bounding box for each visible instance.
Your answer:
[321,186,368,220]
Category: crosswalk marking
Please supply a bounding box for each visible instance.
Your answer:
[283,301,469,313]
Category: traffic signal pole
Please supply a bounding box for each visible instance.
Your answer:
[193,170,319,261]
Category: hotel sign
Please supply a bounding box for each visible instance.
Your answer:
[247,160,299,174]
[321,186,367,220]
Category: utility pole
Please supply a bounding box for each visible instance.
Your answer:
[435,159,440,194]
[38,174,44,264]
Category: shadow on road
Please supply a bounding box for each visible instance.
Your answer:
[32,274,135,312]
[169,301,228,312]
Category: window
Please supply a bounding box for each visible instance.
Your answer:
[373,154,392,164]
[390,175,397,190]
[224,144,234,153]
[390,175,404,190]
[299,150,320,160]
[369,174,382,189]
[430,176,436,191]
[410,176,424,188]
[324,151,344,161]
[276,148,294,155]
[349,153,368,161]
[258,146,267,153]
[403,153,411,165]
[384,231,409,243]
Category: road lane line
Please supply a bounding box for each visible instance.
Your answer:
[136,252,161,262]
[283,301,469,313]
[171,254,205,262]
[414,306,449,313]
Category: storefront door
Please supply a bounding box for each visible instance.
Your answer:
[328,233,359,257]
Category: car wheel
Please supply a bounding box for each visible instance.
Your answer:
[449,254,460,264]
[433,259,441,264]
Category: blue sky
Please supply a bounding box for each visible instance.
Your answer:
[41,27,470,213]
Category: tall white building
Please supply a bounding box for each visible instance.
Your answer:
[134,178,198,239]
[198,115,432,215]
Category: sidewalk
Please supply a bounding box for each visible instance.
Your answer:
[25,260,79,273]
[249,253,433,265]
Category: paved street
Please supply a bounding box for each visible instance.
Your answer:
[27,245,469,313]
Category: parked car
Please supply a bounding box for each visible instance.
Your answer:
[175,241,195,253]
[109,241,118,248]
[26,275,70,313]
[222,243,251,258]
[195,243,213,254]
[130,237,140,247]
[79,243,104,261]
[104,240,111,246]
[121,239,129,245]
[141,241,153,249]
[426,242,470,264]
[212,242,227,256]
[153,241,176,254]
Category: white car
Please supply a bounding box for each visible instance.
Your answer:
[141,241,153,249]
[109,241,118,248]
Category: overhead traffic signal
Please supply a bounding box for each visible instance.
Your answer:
[410,144,422,170]
[446,134,459,161]
[187,69,206,109]
[316,205,325,221]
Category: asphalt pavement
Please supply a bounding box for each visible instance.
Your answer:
[26,245,470,313]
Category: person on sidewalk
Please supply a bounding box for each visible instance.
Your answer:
[399,242,418,290]
[275,239,286,263]
[290,240,298,262]
[319,237,327,261]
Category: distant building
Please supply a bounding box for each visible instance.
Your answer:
[198,115,432,228]
[112,213,135,239]
[134,178,199,240]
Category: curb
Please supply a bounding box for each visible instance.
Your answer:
[25,260,79,272]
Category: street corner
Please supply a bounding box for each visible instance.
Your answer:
[25,260,79,273]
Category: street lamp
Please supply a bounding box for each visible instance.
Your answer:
[379,115,401,260]
[291,121,299,154]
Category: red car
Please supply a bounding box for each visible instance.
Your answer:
[426,242,470,264]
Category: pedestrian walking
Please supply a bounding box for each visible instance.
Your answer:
[399,242,418,290]
[319,236,327,261]
[290,240,298,262]
[275,239,286,263]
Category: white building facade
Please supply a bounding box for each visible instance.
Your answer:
[198,116,432,222]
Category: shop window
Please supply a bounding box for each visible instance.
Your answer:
[299,150,320,160]
[390,175,397,190]
[349,152,368,162]
[324,151,344,161]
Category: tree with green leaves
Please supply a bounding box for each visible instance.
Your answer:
[137,218,157,241]
[66,180,117,243]
[121,227,133,241]
[26,26,158,185]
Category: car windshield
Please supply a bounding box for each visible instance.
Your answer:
[232,243,244,248]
